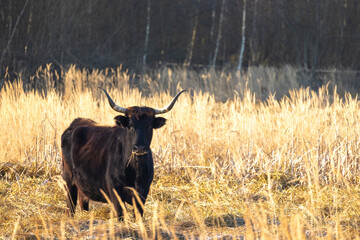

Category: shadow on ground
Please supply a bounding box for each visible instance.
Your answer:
[205,214,245,228]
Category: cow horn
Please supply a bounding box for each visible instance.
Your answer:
[154,90,187,115]
[99,88,127,113]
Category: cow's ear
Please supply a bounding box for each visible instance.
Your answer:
[114,116,129,128]
[153,117,166,129]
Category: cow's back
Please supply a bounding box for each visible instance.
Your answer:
[62,118,121,202]
[61,118,97,175]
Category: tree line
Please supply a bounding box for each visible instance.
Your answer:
[1,0,359,79]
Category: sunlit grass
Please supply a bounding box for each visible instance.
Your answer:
[1,66,360,238]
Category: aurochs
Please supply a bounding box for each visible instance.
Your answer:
[61,89,186,219]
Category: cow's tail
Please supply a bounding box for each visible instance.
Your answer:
[61,128,74,178]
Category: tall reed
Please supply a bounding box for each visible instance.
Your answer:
[1,66,360,238]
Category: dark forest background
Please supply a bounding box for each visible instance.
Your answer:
[0,0,359,81]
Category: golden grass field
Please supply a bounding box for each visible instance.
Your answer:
[1,66,360,239]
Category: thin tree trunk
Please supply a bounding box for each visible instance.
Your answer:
[143,0,151,65]
[237,0,246,71]
[208,0,216,64]
[25,2,33,58]
[184,0,199,66]
[339,0,345,61]
[0,0,30,72]
[249,0,257,64]
[8,0,13,40]
[211,0,225,67]
[60,0,65,64]
[311,0,321,86]
[222,2,228,62]
[295,36,301,66]
[303,33,309,69]
[88,0,92,45]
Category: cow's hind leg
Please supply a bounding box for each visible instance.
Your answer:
[65,183,78,216]
[62,164,78,216]
[78,191,89,211]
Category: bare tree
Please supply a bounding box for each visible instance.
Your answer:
[1,0,360,75]
[211,0,226,66]
[311,0,321,85]
[237,0,246,71]
[143,0,151,65]
[88,0,92,45]
[0,0,30,75]
[184,0,199,66]
[208,0,216,64]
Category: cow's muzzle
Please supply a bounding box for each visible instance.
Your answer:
[132,145,148,155]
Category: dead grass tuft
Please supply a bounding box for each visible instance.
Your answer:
[1,66,360,238]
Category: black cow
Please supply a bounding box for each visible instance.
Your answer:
[61,89,186,219]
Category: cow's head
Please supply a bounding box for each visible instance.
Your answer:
[100,88,186,155]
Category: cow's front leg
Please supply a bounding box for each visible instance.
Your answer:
[135,198,145,217]
[134,185,149,217]
[108,187,125,221]
[130,193,145,217]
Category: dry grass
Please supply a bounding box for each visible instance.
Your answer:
[1,65,360,239]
